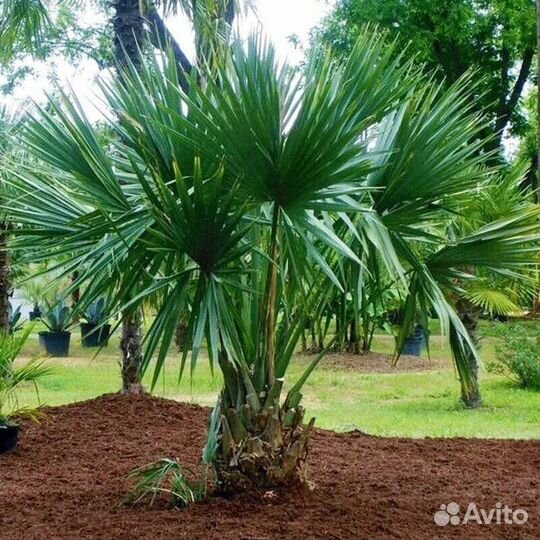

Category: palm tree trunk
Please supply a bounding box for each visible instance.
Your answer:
[113,0,144,72]
[213,205,313,492]
[213,351,313,493]
[71,271,80,322]
[120,309,144,394]
[457,299,483,408]
[113,0,145,392]
[0,222,11,333]
[175,321,188,352]
[348,318,360,354]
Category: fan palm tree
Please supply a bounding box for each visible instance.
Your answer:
[5,30,538,491]
[0,0,51,62]
[294,85,539,410]
[364,84,539,406]
[442,164,539,406]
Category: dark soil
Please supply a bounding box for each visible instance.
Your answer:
[308,351,447,373]
[1,393,538,540]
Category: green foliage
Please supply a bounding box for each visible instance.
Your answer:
[488,324,540,390]
[0,0,113,92]
[480,318,538,339]
[17,262,73,310]
[41,300,73,333]
[0,0,51,62]
[0,326,52,424]
[453,164,538,314]
[83,298,107,325]
[8,303,23,334]
[19,276,45,310]
[126,458,207,508]
[314,0,536,146]
[466,288,520,316]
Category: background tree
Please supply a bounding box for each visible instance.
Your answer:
[110,0,147,394]
[0,0,113,92]
[517,90,538,196]
[0,108,17,332]
[313,0,537,155]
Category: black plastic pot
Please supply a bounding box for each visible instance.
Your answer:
[0,424,19,454]
[39,331,71,357]
[29,309,42,321]
[81,323,111,348]
[402,326,425,356]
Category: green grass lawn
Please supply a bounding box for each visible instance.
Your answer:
[15,323,540,440]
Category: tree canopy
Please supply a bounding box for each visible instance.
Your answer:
[0,0,113,94]
[313,0,537,153]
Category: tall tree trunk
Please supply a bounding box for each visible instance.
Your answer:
[71,271,80,322]
[113,0,145,393]
[457,299,483,408]
[113,0,144,72]
[145,6,192,92]
[0,223,11,333]
[348,318,360,354]
[494,48,534,143]
[120,309,144,394]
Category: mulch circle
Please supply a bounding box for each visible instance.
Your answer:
[303,351,447,373]
[1,393,538,539]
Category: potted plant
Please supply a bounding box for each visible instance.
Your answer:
[392,305,429,357]
[38,300,73,357]
[28,305,42,321]
[402,323,426,356]
[0,328,52,453]
[80,298,111,348]
[8,303,23,334]
[20,279,44,321]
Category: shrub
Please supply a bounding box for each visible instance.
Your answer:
[126,459,206,508]
[0,327,53,425]
[487,325,540,390]
[481,319,538,339]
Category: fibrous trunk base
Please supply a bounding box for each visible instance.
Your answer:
[214,399,314,494]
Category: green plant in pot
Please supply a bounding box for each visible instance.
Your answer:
[0,327,52,453]
[81,298,111,348]
[8,303,23,334]
[20,276,45,321]
[393,302,429,357]
[402,323,426,356]
[39,300,73,357]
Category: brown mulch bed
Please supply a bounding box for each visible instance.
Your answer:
[306,351,448,373]
[1,393,538,540]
